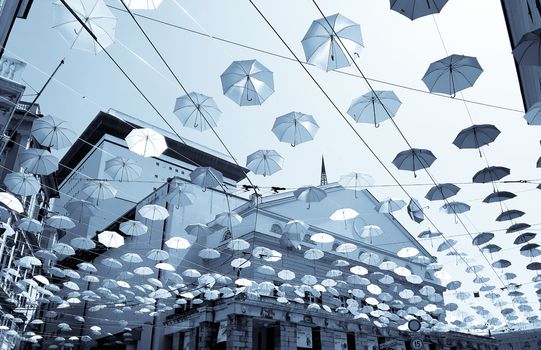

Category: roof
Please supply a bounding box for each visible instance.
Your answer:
[56,111,248,185]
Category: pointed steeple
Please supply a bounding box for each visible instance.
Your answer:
[320,155,328,186]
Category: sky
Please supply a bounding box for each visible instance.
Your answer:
[5,0,540,332]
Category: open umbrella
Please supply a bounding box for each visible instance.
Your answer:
[453,124,500,156]
[138,204,169,221]
[425,183,460,201]
[506,223,530,234]
[17,218,42,233]
[524,101,541,125]
[4,173,40,196]
[173,92,222,132]
[122,0,163,10]
[166,183,195,208]
[356,225,383,244]
[190,166,223,190]
[390,0,449,20]
[272,112,319,147]
[221,59,274,106]
[119,220,147,236]
[185,223,211,236]
[440,201,470,214]
[481,244,501,254]
[70,237,95,250]
[293,186,327,208]
[125,128,167,157]
[19,149,58,175]
[214,211,242,228]
[407,198,425,223]
[302,13,363,71]
[246,150,283,176]
[514,232,536,245]
[338,172,374,198]
[472,232,494,246]
[375,198,406,214]
[0,192,23,213]
[97,231,124,248]
[347,90,401,127]
[32,115,75,150]
[483,191,516,203]
[512,28,541,66]
[422,55,483,96]
[46,215,75,229]
[496,209,525,222]
[392,148,436,177]
[83,180,117,201]
[472,166,510,183]
[105,157,142,182]
[53,0,116,54]
[65,200,98,219]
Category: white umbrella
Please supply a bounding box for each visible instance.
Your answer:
[165,236,190,249]
[31,115,74,149]
[46,215,75,229]
[272,112,319,147]
[336,243,357,253]
[166,183,195,208]
[105,157,142,182]
[52,0,116,54]
[101,258,123,269]
[189,166,223,190]
[304,248,324,260]
[173,92,222,132]
[0,192,23,213]
[146,249,169,261]
[397,247,419,258]
[310,232,334,244]
[97,231,124,248]
[52,243,75,256]
[83,180,117,201]
[120,253,143,263]
[198,248,220,260]
[19,149,59,175]
[119,220,147,236]
[139,204,169,221]
[227,239,250,251]
[4,173,40,196]
[214,211,242,228]
[125,128,167,157]
[329,208,359,221]
[246,149,283,176]
[122,0,163,10]
[70,237,96,250]
[17,218,42,233]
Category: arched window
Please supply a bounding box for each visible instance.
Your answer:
[270,224,282,235]
[222,229,231,241]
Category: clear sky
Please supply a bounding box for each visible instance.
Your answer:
[6,0,539,332]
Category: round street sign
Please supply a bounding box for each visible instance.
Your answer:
[410,338,424,350]
[408,319,421,332]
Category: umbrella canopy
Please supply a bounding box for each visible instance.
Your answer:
[70,237,96,250]
[390,0,449,20]
[524,101,541,125]
[83,180,117,201]
[0,192,23,213]
[19,149,59,175]
[53,0,116,54]
[514,232,536,245]
[481,244,501,254]
[189,166,223,190]
[512,28,541,66]
[472,232,494,246]
[338,172,374,196]
[31,115,75,150]
[173,92,222,132]
[17,218,43,233]
[46,215,75,229]
[496,209,525,222]
[272,112,319,147]
[165,236,191,249]
[392,148,436,176]
[185,223,211,236]
[437,239,457,252]
[507,223,531,234]
[357,225,383,240]
[375,198,406,214]
[97,231,124,248]
[246,150,283,176]
[214,211,242,228]
[293,186,327,208]
[4,173,40,196]
[125,128,167,157]
[422,54,483,96]
[138,204,169,221]
[166,183,195,208]
[122,0,163,9]
[65,200,98,218]
[220,59,274,106]
[425,183,460,201]
[472,166,510,183]
[329,208,358,221]
[453,124,500,153]
[483,191,516,203]
[301,13,363,71]
[440,201,470,214]
[119,220,147,236]
[347,90,401,127]
[407,198,425,223]
[105,157,142,182]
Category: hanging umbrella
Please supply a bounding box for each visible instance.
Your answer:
[220,59,274,106]
[492,259,511,269]
[272,112,319,147]
[418,229,441,239]
[520,243,541,258]
[125,128,167,157]
[329,208,358,221]
[397,247,419,258]
[147,249,169,261]
[52,243,75,256]
[496,209,525,222]
[453,124,500,155]
[65,200,98,218]
[356,225,383,243]
[189,166,223,190]
[138,204,169,221]
[301,13,363,71]
[122,0,163,10]
[375,198,406,214]
[338,172,374,197]
[390,0,449,20]
[440,201,470,214]
[425,183,460,201]
[422,55,483,96]
[512,28,541,66]
[165,236,191,249]
[524,101,541,125]
[472,232,494,246]
[46,215,75,229]
[185,223,211,236]
[0,192,23,213]
[166,183,195,208]
[19,149,59,175]
[481,244,501,254]
[472,166,510,183]
[347,90,401,127]
[173,93,222,133]
[214,211,242,228]
[17,218,42,233]
[53,0,116,54]
[105,157,142,182]
[119,220,147,236]
[227,239,250,251]
[293,186,326,208]
[97,231,124,248]
[4,173,40,196]
[198,248,220,260]
[514,232,536,245]
[483,191,516,203]
[83,180,117,201]
[392,148,436,177]
[407,198,425,223]
[246,150,283,176]
[437,239,457,252]
[71,237,95,250]
[31,115,74,149]
[527,262,541,271]
[507,223,530,234]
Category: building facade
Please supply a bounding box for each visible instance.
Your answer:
[0,0,33,59]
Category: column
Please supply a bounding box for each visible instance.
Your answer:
[226,315,253,350]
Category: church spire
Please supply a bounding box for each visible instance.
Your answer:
[320,155,328,186]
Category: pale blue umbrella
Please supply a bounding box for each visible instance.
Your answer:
[392,148,436,177]
[293,186,327,209]
[347,90,401,127]
[173,92,221,132]
[512,29,541,66]
[375,198,406,214]
[407,198,424,223]
[272,112,319,147]
[425,183,460,201]
[390,0,449,20]
[105,157,142,182]
[453,124,500,156]
[302,13,363,71]
[19,149,58,175]
[422,55,483,96]
[65,200,98,220]
[31,115,74,150]
[440,201,470,214]
[524,101,541,125]
[189,167,223,190]
[220,59,274,106]
[246,150,283,177]
[4,173,40,196]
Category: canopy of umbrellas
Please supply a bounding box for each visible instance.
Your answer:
[5,0,541,346]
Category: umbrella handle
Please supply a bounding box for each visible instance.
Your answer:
[290,143,296,147]
[374,123,380,128]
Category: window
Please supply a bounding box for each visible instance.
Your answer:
[222,230,231,241]
[270,224,282,234]
[304,291,322,305]
[156,162,159,166]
